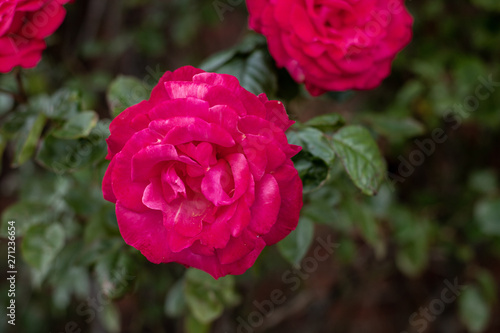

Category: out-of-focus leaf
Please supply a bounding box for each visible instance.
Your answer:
[95,246,136,300]
[474,198,500,236]
[468,170,497,194]
[278,216,315,267]
[0,201,53,238]
[200,33,267,72]
[36,121,109,173]
[99,303,121,333]
[364,115,425,144]
[12,112,46,167]
[184,269,239,324]
[21,223,65,282]
[0,92,14,115]
[344,199,385,259]
[41,89,81,120]
[331,125,386,195]
[199,48,238,72]
[185,313,210,333]
[476,269,497,305]
[52,266,90,310]
[390,207,430,277]
[304,113,345,132]
[459,285,490,333]
[216,49,277,96]
[107,76,149,118]
[471,0,500,12]
[52,111,98,139]
[165,279,187,318]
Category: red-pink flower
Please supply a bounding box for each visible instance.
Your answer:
[102,66,303,279]
[0,0,71,73]
[247,0,413,95]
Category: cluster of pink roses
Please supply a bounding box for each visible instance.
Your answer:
[1,0,413,278]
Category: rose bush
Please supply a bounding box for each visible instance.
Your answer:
[0,0,70,73]
[247,0,413,95]
[102,66,303,279]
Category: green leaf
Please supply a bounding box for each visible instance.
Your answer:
[52,111,99,139]
[94,246,136,300]
[459,285,491,333]
[21,223,65,281]
[390,208,430,277]
[107,76,149,118]
[42,89,81,120]
[36,121,109,173]
[304,113,345,132]
[185,314,211,333]
[474,198,500,236]
[344,199,385,259]
[199,33,267,72]
[364,115,425,144]
[331,125,386,195]
[1,201,54,238]
[184,269,239,324]
[51,266,90,309]
[12,112,46,167]
[99,303,121,333]
[185,277,223,323]
[0,91,14,116]
[216,49,278,96]
[199,48,238,72]
[288,127,335,165]
[475,269,497,305]
[278,216,315,267]
[468,170,497,194]
[291,151,329,192]
[165,279,187,318]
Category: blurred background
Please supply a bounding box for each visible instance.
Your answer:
[1,0,500,332]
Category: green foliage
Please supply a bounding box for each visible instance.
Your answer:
[474,198,500,236]
[200,34,278,96]
[459,285,491,333]
[22,223,65,283]
[184,269,240,324]
[107,76,150,118]
[278,216,315,267]
[331,125,386,195]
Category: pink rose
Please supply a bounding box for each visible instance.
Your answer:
[247,0,413,95]
[102,66,303,279]
[0,0,71,73]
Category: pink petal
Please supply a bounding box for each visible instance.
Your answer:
[102,158,117,203]
[115,203,171,264]
[248,174,281,235]
[149,117,235,147]
[262,161,303,245]
[131,144,195,181]
[201,154,250,206]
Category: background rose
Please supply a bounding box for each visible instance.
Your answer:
[247,0,413,95]
[0,0,70,73]
[102,66,303,279]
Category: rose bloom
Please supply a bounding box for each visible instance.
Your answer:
[103,66,303,279]
[0,0,70,73]
[247,0,413,95]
